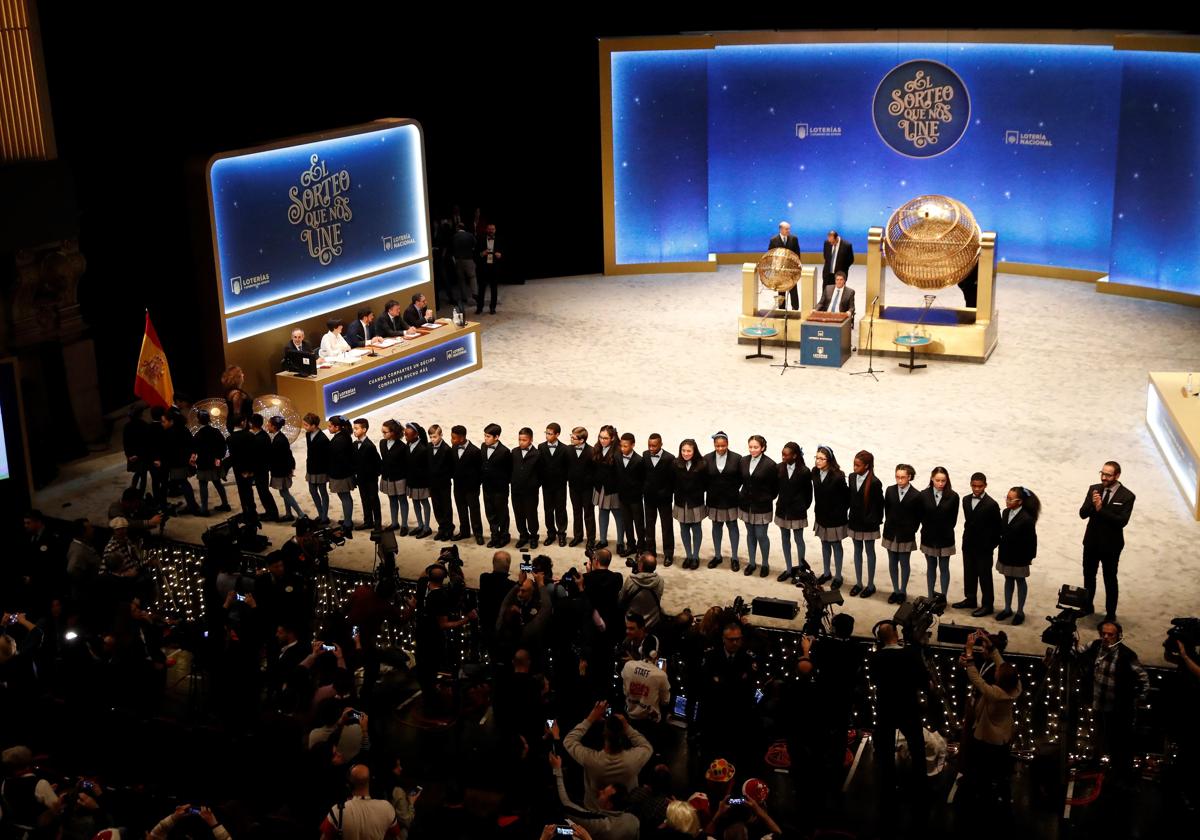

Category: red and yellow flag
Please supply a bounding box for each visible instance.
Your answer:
[134,311,174,408]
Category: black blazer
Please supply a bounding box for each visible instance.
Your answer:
[882,485,923,543]
[280,340,313,364]
[822,237,855,281]
[379,438,408,482]
[428,440,454,488]
[703,450,743,509]
[739,454,779,514]
[567,444,594,493]
[673,459,708,508]
[962,493,1002,556]
[768,233,801,258]
[405,440,431,490]
[327,430,355,480]
[305,430,331,477]
[343,318,374,348]
[614,451,645,503]
[510,446,541,494]
[1079,483,1135,550]
[402,304,426,329]
[812,469,850,528]
[815,284,856,319]
[998,506,1037,568]
[194,425,227,469]
[538,441,570,487]
[453,441,483,490]
[642,450,676,501]
[775,462,813,520]
[377,311,406,337]
[480,442,512,492]
[163,422,196,470]
[227,428,256,475]
[251,429,273,475]
[847,473,884,530]
[591,446,620,495]
[269,432,295,479]
[919,487,960,549]
[352,437,381,483]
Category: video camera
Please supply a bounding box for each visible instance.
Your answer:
[1041,584,1090,650]
[1164,617,1200,663]
[893,594,947,645]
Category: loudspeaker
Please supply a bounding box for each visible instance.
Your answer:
[751,596,799,620]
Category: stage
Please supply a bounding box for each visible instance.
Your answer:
[38,264,1200,664]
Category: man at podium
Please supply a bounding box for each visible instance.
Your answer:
[816,271,856,323]
[768,221,802,309]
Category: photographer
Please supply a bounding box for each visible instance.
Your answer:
[107,487,164,539]
[494,574,550,665]
[548,749,638,840]
[149,804,231,839]
[1081,620,1148,781]
[562,701,652,812]
[870,621,930,824]
[415,565,476,710]
[958,631,1021,816]
[618,553,664,631]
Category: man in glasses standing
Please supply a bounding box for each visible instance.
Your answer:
[1079,461,1136,627]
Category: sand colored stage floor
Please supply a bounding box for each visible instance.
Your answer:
[39,265,1200,663]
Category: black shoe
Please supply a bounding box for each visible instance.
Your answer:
[832,577,843,589]
[496,536,511,549]
[475,308,483,315]
[759,565,770,578]
[730,558,740,572]
[952,599,978,610]
[451,531,470,541]
[530,537,539,549]
[663,556,674,567]
[849,584,863,597]
[420,527,435,538]
[515,537,529,550]
[616,543,627,557]
[486,536,498,548]
[214,503,232,513]
[558,535,567,547]
[861,584,876,598]
[435,531,451,541]
[708,556,723,569]
[887,592,904,604]
[1012,612,1025,626]
[343,528,354,540]
[569,536,584,547]
[399,526,410,537]
[996,608,1014,621]
[971,605,993,618]
[198,508,210,517]
[475,535,485,545]
[816,572,832,585]
[595,540,609,550]
[743,563,757,576]
[777,570,794,582]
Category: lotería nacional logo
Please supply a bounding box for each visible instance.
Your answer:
[873,60,970,158]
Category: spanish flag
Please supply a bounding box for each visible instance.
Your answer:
[134,311,174,408]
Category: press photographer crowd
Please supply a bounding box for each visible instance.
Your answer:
[1,502,1198,840]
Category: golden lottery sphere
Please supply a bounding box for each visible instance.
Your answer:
[755,247,803,293]
[883,195,981,289]
[189,398,231,437]
[253,394,303,443]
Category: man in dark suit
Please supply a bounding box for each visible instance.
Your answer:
[480,422,512,548]
[822,230,854,286]
[1079,461,1136,625]
[583,547,624,647]
[400,294,431,330]
[281,329,312,364]
[249,413,280,522]
[476,223,504,315]
[478,551,516,655]
[768,221,803,309]
[376,299,406,337]
[451,223,477,311]
[641,434,675,565]
[450,425,484,544]
[343,308,376,349]
[614,433,646,557]
[510,427,542,549]
[567,426,596,548]
[954,472,1002,617]
[815,271,856,321]
[538,422,570,547]
[870,622,930,828]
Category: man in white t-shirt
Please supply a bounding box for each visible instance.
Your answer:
[320,764,401,839]
[622,648,670,724]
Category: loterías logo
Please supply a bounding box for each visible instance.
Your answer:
[873,60,970,158]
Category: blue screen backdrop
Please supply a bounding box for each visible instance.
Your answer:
[610,41,1200,295]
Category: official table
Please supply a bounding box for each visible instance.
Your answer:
[274,320,482,419]
[1146,372,1200,520]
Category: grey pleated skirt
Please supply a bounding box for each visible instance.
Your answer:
[380,478,407,496]
[196,468,222,482]
[407,486,430,500]
[850,529,881,541]
[673,504,707,524]
[996,561,1030,578]
[920,543,957,557]
[708,506,740,523]
[774,515,807,530]
[329,477,355,493]
[740,510,772,525]
[168,467,190,482]
[814,524,849,541]
[270,476,293,490]
[306,473,329,484]
[594,488,621,510]
[881,537,917,552]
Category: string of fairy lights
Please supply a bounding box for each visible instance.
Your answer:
[145,540,1174,765]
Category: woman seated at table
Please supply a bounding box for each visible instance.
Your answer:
[319,318,351,360]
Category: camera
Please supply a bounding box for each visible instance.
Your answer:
[1164,617,1200,663]
[346,710,361,723]
[1042,608,1081,649]
[894,595,947,645]
[234,593,246,603]
[731,596,751,619]
[321,643,336,652]
[438,544,463,567]
[556,828,575,837]
[520,562,534,573]
[727,797,746,806]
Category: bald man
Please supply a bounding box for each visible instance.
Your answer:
[320,763,401,838]
[769,221,802,309]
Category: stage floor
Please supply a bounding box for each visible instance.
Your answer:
[39,265,1200,663]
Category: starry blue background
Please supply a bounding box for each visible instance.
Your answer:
[1109,50,1200,293]
[209,123,428,316]
[611,42,1200,286]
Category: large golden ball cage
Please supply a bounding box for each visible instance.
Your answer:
[754,248,803,295]
[883,195,981,290]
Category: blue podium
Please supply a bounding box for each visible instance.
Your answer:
[800,318,852,367]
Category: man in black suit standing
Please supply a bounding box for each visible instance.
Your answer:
[1080,461,1136,625]
[249,413,280,522]
[567,426,596,549]
[400,294,431,330]
[476,223,504,315]
[953,472,1002,617]
[480,423,512,548]
[450,425,484,544]
[538,422,570,547]
[614,433,646,558]
[343,308,376,349]
[451,223,477,312]
[377,299,407,336]
[816,271,856,322]
[642,434,675,566]
[822,230,854,287]
[768,221,802,309]
[510,427,542,549]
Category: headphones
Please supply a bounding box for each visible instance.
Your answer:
[638,633,661,663]
[871,620,895,643]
